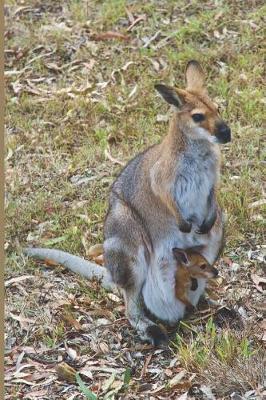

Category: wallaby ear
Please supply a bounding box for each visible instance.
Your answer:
[185,60,205,92]
[172,248,189,264]
[155,84,184,108]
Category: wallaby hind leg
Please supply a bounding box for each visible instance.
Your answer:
[104,242,168,346]
[123,287,168,347]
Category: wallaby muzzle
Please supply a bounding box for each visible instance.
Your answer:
[215,121,231,144]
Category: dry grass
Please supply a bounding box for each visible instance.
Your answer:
[5,0,265,398]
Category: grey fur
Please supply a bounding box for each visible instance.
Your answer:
[104,120,224,344]
[24,247,114,290]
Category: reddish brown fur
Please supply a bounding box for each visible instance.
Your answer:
[174,251,216,308]
[150,76,222,227]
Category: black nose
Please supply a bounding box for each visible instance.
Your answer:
[215,121,231,144]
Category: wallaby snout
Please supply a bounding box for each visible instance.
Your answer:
[215,121,231,144]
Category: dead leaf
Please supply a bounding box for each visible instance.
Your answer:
[214,11,223,20]
[56,362,76,383]
[9,312,36,330]
[205,287,220,301]
[87,309,114,319]
[99,342,109,354]
[45,63,62,72]
[15,351,25,371]
[79,368,93,380]
[61,311,83,331]
[248,199,266,209]
[88,243,103,258]
[10,379,35,386]
[92,31,130,42]
[5,275,35,287]
[141,354,152,378]
[177,393,188,400]
[107,293,120,303]
[42,258,61,267]
[200,385,216,399]
[156,114,169,122]
[169,370,186,388]
[24,390,48,399]
[164,368,173,377]
[251,274,266,293]
[65,343,77,361]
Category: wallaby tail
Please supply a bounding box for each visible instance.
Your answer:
[24,247,114,291]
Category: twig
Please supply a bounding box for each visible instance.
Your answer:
[140,354,153,378]
[127,15,146,32]
[143,31,161,48]
[104,147,125,166]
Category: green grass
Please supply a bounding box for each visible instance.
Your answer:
[172,318,264,395]
[173,318,255,370]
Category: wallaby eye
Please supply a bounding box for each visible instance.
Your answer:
[192,113,205,123]
[200,264,207,270]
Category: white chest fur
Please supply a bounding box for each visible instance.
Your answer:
[143,135,221,324]
[175,138,219,225]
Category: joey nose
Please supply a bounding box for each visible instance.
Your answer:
[215,121,231,144]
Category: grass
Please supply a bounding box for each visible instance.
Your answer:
[171,318,265,396]
[173,318,255,371]
[5,0,266,398]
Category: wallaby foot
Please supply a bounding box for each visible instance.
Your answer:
[146,325,168,347]
[124,289,168,347]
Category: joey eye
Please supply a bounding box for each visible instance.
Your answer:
[200,264,207,270]
[192,113,205,123]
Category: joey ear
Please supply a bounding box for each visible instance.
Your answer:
[185,60,205,92]
[155,84,184,108]
[172,248,189,264]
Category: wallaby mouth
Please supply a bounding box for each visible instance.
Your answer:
[215,121,231,144]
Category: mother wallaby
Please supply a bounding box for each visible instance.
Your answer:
[25,61,231,346]
[104,60,231,345]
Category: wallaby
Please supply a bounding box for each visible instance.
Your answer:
[25,60,231,346]
[173,247,218,310]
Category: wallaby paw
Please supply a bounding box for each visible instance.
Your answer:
[146,325,168,347]
[196,211,217,234]
[179,220,192,233]
[195,224,209,234]
[195,221,212,234]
